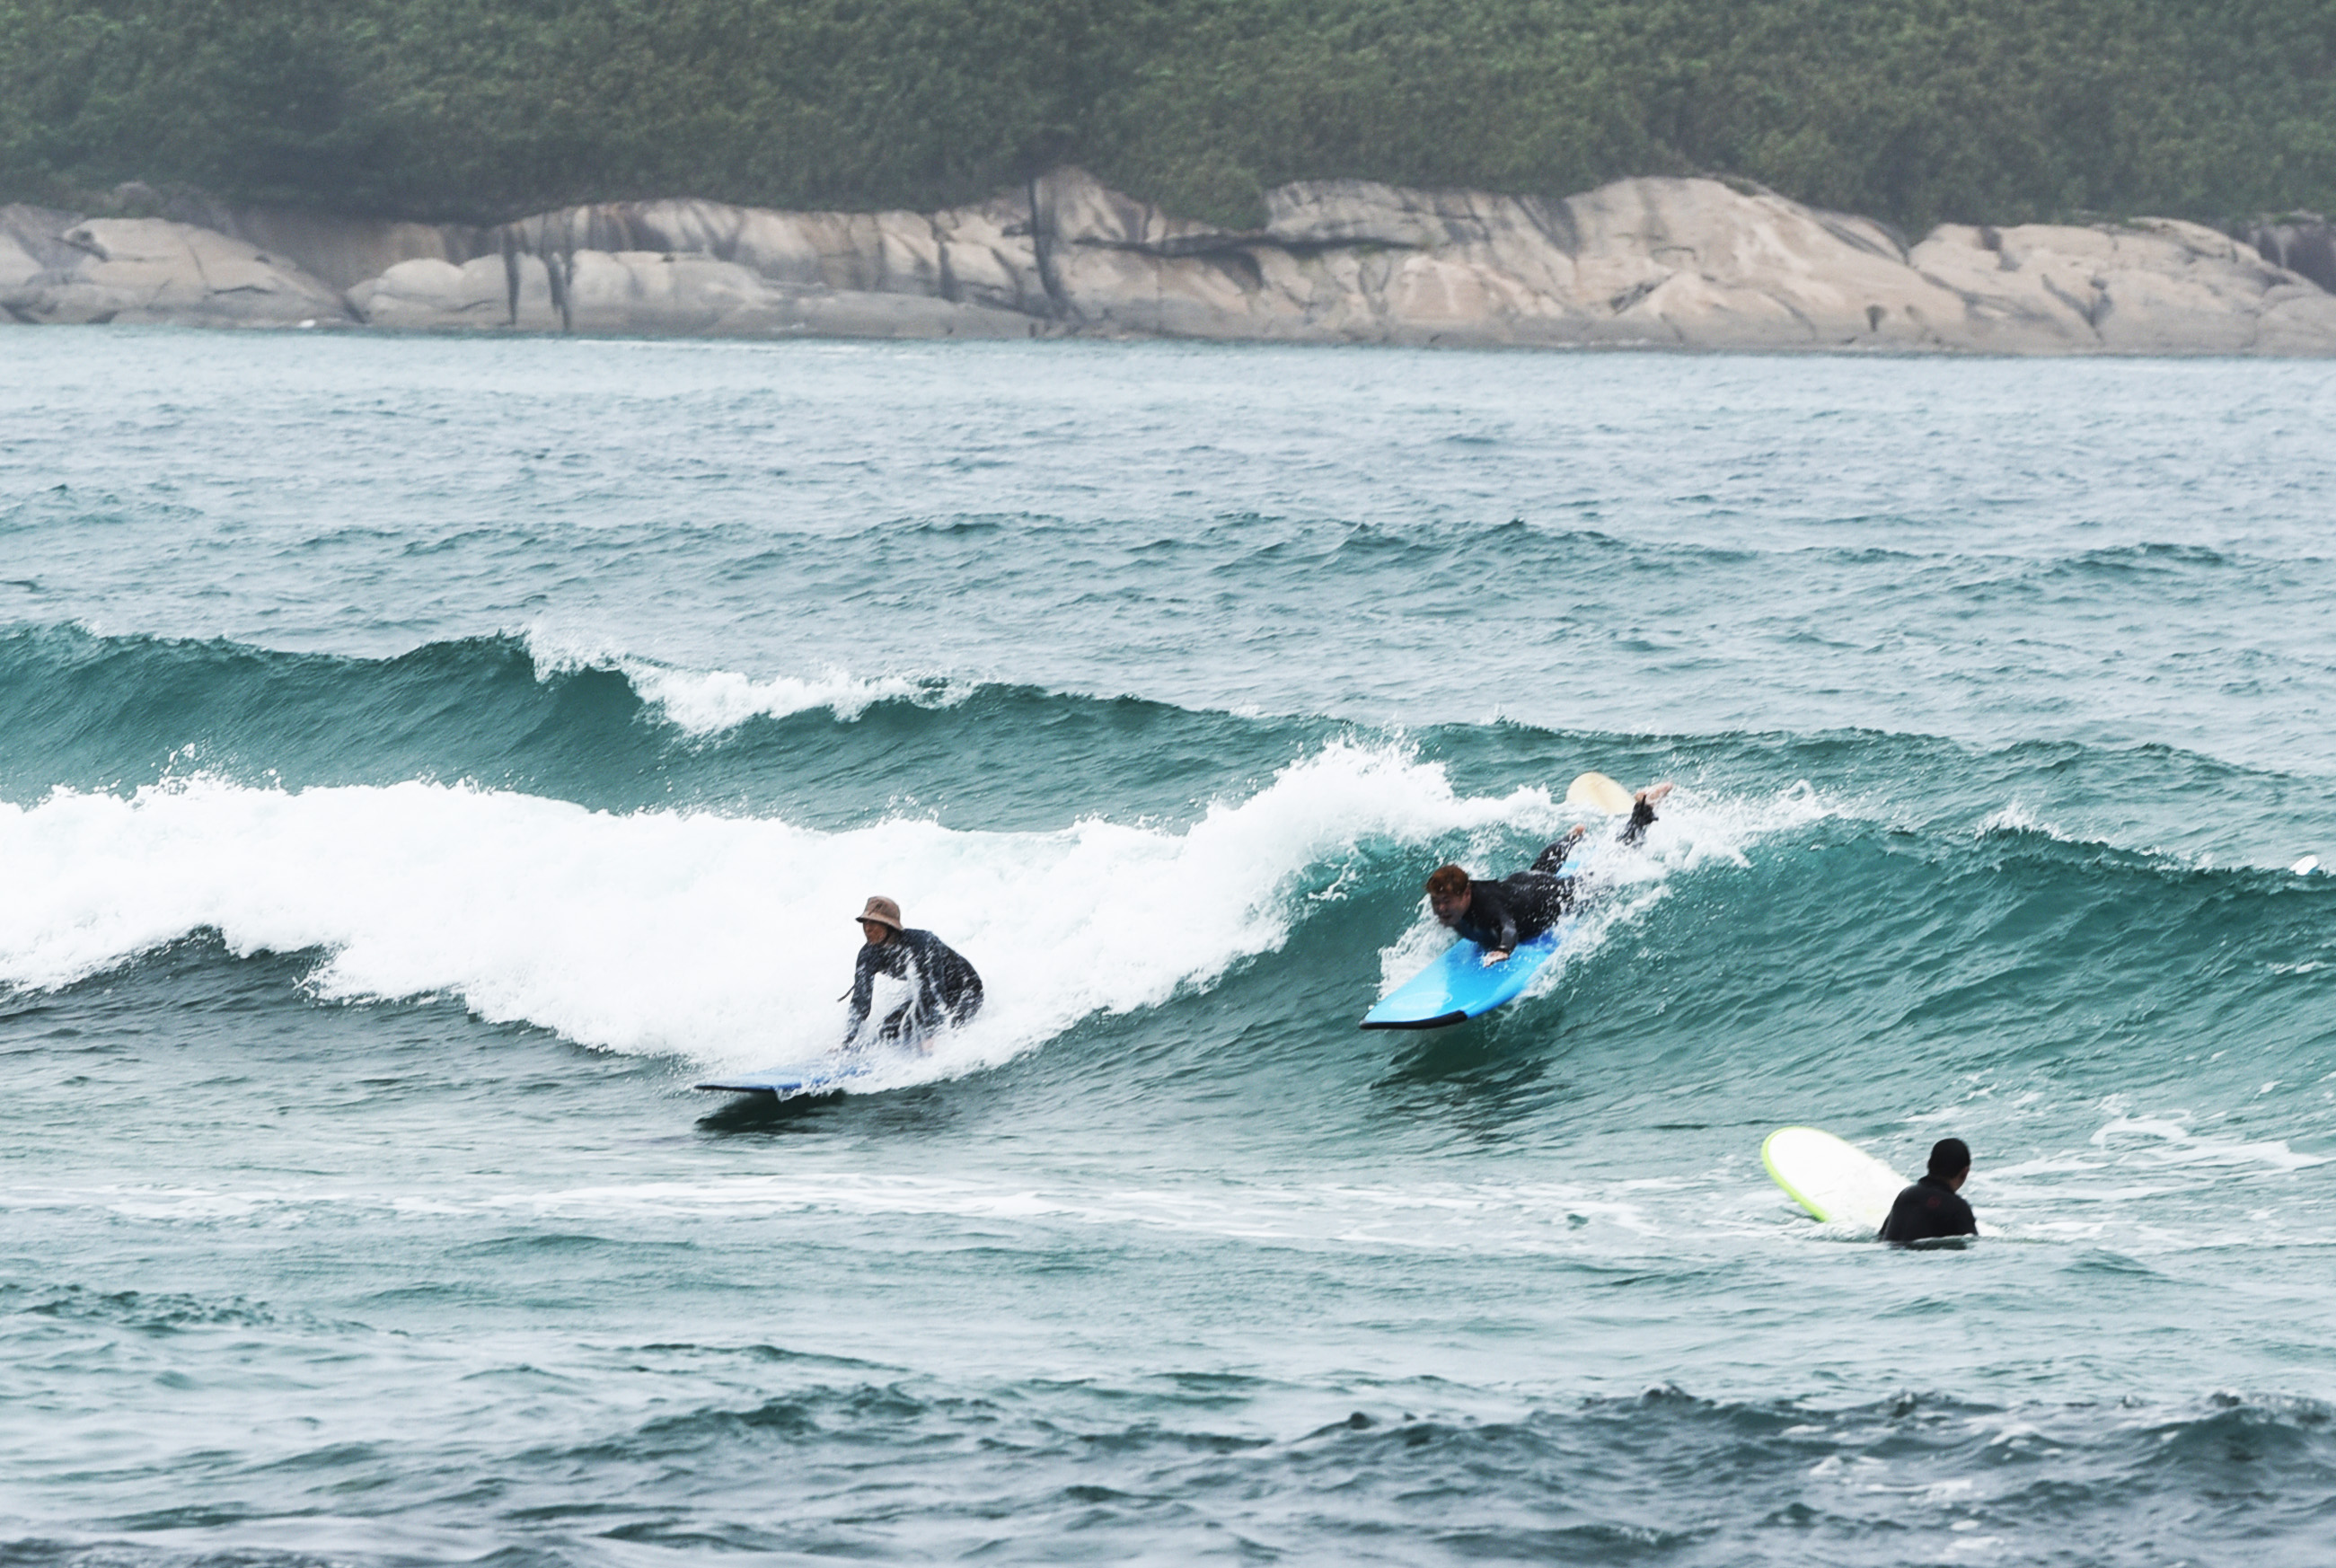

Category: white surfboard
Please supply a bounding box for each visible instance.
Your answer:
[1761,1126,1908,1231]
[1565,771,1635,815]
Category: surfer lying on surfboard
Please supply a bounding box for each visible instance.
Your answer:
[1425,782,1672,964]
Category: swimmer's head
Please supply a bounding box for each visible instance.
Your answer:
[1426,865,1471,926]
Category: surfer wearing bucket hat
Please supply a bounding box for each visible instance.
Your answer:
[846,895,983,1050]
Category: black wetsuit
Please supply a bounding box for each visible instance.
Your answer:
[1452,796,1661,951]
[1450,871,1573,951]
[847,928,983,1046]
[1877,1174,1978,1244]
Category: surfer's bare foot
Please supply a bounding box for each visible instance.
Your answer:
[1636,781,1675,806]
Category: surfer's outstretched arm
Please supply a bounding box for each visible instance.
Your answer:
[1620,781,1673,846]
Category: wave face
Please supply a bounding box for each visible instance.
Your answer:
[4,334,2335,1565]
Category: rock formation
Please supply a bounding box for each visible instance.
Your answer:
[2232,215,2336,295]
[1,213,347,326]
[1909,218,2336,354]
[6,172,2336,353]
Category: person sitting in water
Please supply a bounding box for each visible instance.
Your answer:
[1425,783,1673,965]
[846,895,983,1051]
[1877,1138,1979,1245]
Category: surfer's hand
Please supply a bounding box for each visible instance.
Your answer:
[1483,948,1512,966]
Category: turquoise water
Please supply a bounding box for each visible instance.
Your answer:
[4,330,2334,1564]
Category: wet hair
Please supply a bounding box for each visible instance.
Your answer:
[1425,865,1469,900]
[1927,1137,1971,1177]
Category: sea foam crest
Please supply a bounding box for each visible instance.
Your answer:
[523,628,956,731]
[1977,801,2073,841]
[0,744,1597,1080]
[623,663,950,733]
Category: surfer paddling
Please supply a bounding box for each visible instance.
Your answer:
[1877,1138,1979,1245]
[846,896,983,1051]
[1426,783,1673,964]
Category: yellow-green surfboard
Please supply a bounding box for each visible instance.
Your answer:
[1762,1126,1908,1231]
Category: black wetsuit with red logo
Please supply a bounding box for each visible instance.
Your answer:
[1877,1175,1978,1243]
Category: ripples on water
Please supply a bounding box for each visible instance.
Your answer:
[2,331,2333,1564]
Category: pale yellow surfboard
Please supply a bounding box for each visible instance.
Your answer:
[1565,771,1635,815]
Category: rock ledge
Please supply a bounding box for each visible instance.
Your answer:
[6,173,2333,353]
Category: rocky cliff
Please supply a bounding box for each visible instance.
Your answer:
[7,172,2335,353]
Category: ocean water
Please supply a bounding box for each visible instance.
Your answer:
[3,330,2334,1566]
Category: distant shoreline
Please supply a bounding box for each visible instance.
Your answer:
[7,171,2336,355]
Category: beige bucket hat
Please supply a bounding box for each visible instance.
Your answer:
[855,895,904,932]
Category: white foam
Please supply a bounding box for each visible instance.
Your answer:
[0,1172,1676,1254]
[2087,1114,2326,1172]
[0,743,1630,1081]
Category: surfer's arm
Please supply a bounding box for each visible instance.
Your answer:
[844,947,879,1035]
[1620,782,1671,846]
[1480,895,1519,964]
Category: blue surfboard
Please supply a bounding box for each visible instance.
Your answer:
[1360,927,1563,1029]
[694,1053,884,1101]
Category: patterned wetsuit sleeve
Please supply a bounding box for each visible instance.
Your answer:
[909,933,946,1030]
[893,929,976,1034]
[939,945,982,1015]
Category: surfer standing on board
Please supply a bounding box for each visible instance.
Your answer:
[1877,1138,1979,1244]
[1426,782,1674,964]
[846,896,983,1051]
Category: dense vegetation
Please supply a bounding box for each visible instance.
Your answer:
[3,0,2332,231]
